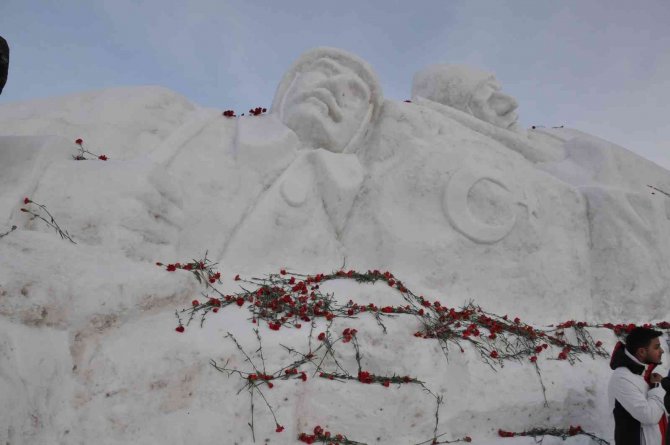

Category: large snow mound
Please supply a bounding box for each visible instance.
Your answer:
[1,47,669,444]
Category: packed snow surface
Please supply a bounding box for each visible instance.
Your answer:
[0,48,668,444]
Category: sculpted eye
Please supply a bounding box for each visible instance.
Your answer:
[347,78,369,101]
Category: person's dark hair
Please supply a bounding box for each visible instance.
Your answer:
[625,327,662,355]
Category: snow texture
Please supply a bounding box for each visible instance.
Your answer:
[0,47,668,444]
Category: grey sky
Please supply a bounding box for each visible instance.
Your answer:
[2,0,669,168]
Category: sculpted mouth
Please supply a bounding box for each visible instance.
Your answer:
[506,112,519,129]
[499,107,518,129]
[292,88,343,122]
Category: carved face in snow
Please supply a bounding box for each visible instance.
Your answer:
[469,78,519,131]
[273,48,382,153]
[412,64,520,131]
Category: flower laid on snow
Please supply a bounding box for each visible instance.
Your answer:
[298,425,365,445]
[72,137,108,161]
[497,425,606,444]
[19,197,76,243]
[249,107,267,116]
[165,265,669,443]
[222,110,236,117]
[158,254,221,286]
[168,265,669,370]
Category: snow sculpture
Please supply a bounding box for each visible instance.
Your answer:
[272,47,383,154]
[412,64,519,131]
[3,46,670,444]
[412,64,563,163]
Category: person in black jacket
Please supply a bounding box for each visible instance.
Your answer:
[0,36,9,95]
[608,328,669,445]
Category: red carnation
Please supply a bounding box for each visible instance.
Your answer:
[490,350,499,359]
[568,425,583,435]
[192,300,199,307]
[175,326,185,333]
[358,371,373,384]
[23,197,30,204]
[75,138,83,145]
[98,155,108,161]
[275,425,284,433]
[317,332,326,341]
[299,433,315,444]
[166,264,177,272]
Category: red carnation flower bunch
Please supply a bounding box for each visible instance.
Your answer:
[498,425,606,444]
[73,138,108,161]
[298,425,364,445]
[221,106,266,118]
[167,264,670,367]
[165,264,645,444]
[249,107,267,116]
[158,256,221,285]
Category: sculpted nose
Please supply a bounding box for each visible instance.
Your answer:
[490,92,518,115]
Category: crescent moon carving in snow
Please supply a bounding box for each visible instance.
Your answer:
[443,167,517,244]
